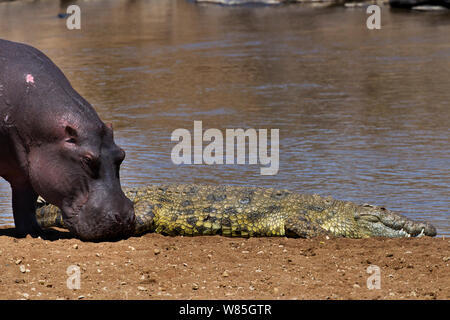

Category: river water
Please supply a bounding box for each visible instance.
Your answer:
[0,0,449,235]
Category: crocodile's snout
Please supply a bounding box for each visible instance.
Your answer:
[358,204,437,238]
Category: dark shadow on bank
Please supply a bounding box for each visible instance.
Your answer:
[0,227,76,241]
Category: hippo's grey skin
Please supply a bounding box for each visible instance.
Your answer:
[0,39,135,241]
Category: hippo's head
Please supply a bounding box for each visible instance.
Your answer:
[26,115,136,241]
[0,39,135,241]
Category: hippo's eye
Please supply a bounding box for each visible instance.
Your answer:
[66,138,77,144]
[82,155,100,178]
[82,156,92,165]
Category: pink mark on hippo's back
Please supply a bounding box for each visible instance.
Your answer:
[26,74,35,84]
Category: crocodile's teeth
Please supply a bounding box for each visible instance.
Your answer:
[417,228,425,238]
[398,228,411,237]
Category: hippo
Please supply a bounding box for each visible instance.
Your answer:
[0,39,135,241]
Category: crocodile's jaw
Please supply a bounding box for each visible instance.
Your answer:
[355,220,428,238]
[352,205,437,238]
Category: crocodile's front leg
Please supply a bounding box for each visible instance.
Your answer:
[284,215,332,238]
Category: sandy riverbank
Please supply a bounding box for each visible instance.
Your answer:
[0,227,448,300]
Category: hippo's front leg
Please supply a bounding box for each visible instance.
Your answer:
[11,182,42,237]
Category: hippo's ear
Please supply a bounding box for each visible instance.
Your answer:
[65,126,78,143]
[105,122,114,138]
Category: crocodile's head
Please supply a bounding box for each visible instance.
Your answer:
[353,204,437,238]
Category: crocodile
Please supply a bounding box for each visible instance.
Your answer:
[35,184,437,239]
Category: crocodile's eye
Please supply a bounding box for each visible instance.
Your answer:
[359,214,380,223]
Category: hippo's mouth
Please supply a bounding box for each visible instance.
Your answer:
[37,194,135,241]
[59,205,83,236]
[61,202,134,242]
[35,196,82,230]
[58,193,89,233]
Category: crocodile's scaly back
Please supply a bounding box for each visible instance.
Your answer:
[128,184,368,238]
[35,184,437,239]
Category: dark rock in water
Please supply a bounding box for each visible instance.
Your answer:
[194,0,344,5]
[195,0,283,4]
[57,13,70,19]
[411,4,448,9]
[389,0,450,9]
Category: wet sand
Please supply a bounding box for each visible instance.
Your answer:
[0,227,448,300]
